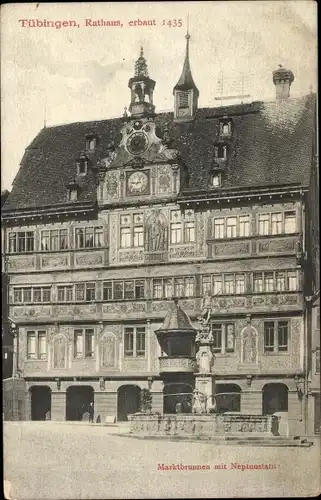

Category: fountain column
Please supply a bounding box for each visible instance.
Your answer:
[193,323,215,413]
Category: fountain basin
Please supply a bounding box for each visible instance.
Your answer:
[128,413,279,438]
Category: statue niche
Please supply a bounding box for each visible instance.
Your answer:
[145,211,169,253]
[100,333,116,368]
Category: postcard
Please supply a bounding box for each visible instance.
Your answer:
[1,1,319,499]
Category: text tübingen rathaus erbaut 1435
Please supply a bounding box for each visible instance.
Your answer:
[18,18,183,29]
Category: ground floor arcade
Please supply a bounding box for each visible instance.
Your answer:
[4,375,310,437]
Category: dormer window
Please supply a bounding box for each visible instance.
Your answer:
[211,173,222,187]
[219,119,232,137]
[66,181,80,201]
[68,188,78,201]
[178,91,189,109]
[214,145,227,160]
[85,133,98,151]
[77,156,88,176]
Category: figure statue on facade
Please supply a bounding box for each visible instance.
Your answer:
[145,211,168,252]
[242,317,258,364]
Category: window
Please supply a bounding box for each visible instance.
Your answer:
[253,273,263,293]
[170,223,181,244]
[57,285,73,302]
[212,323,235,353]
[136,327,146,356]
[124,326,146,357]
[258,211,297,236]
[271,213,282,235]
[27,332,36,359]
[86,283,96,301]
[8,231,34,253]
[68,188,78,201]
[119,213,144,249]
[86,137,97,150]
[152,277,193,299]
[103,281,113,301]
[124,328,134,357]
[284,211,296,233]
[213,275,223,295]
[276,272,285,291]
[239,215,250,237]
[224,275,234,294]
[202,276,212,295]
[75,283,95,302]
[264,272,274,292]
[75,283,85,301]
[226,217,237,238]
[184,221,195,243]
[41,229,69,252]
[214,218,224,239]
[214,145,227,160]
[13,288,23,303]
[174,277,194,297]
[178,91,189,109]
[258,214,269,236]
[74,328,95,358]
[75,227,103,249]
[287,271,297,291]
[264,322,274,353]
[153,279,163,299]
[211,173,221,187]
[27,330,47,360]
[264,320,289,353]
[77,157,88,175]
[120,227,131,248]
[133,226,144,247]
[13,287,51,304]
[252,270,298,293]
[235,275,245,294]
[103,280,145,301]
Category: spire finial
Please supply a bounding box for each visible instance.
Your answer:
[140,46,144,58]
[186,14,190,39]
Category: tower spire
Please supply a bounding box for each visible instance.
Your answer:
[173,31,199,96]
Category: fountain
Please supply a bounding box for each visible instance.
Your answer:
[128,297,280,440]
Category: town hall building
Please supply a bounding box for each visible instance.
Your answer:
[2,34,318,435]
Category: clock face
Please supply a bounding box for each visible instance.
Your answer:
[127,171,149,194]
[127,132,149,155]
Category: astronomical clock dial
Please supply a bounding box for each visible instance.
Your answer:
[127,171,148,194]
[126,132,149,156]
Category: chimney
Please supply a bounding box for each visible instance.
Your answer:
[273,65,294,100]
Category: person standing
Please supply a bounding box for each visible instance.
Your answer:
[88,402,94,423]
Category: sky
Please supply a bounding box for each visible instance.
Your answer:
[1,1,317,191]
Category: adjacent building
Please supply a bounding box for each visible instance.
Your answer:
[1,35,318,435]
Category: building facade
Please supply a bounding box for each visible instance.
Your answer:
[1,37,317,435]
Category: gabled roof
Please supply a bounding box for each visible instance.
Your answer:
[2,93,315,212]
[156,299,197,332]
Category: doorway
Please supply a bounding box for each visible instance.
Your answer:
[30,386,51,421]
[66,386,94,421]
[117,385,141,421]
